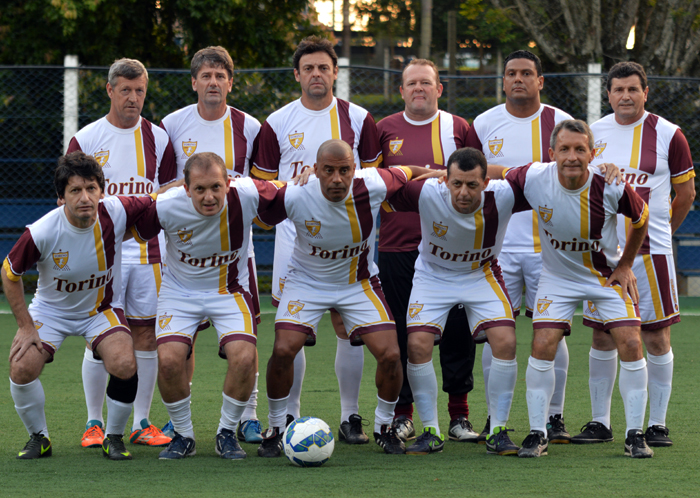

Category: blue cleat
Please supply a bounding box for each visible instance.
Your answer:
[237,419,263,443]
[159,432,196,460]
[161,420,175,439]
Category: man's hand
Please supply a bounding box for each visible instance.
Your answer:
[604,264,639,304]
[414,169,446,182]
[9,325,43,363]
[292,169,314,186]
[597,163,623,185]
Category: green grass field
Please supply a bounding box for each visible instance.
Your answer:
[1,298,699,497]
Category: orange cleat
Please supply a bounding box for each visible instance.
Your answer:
[82,421,105,448]
[130,419,172,446]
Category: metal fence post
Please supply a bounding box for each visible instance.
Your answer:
[337,57,350,101]
[63,55,79,154]
[587,63,602,125]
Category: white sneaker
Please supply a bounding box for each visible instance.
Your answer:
[391,416,416,442]
[448,415,479,442]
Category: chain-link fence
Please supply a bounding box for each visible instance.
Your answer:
[2,65,699,294]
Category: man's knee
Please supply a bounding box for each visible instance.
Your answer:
[130,325,157,350]
[611,327,643,361]
[531,329,562,361]
[407,332,434,363]
[271,331,306,361]
[224,341,257,372]
[9,354,45,385]
[158,342,189,380]
[641,327,671,356]
[592,328,616,350]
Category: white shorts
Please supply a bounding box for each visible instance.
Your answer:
[121,263,161,326]
[27,303,129,362]
[498,251,542,318]
[271,220,296,307]
[534,272,640,332]
[583,253,679,331]
[275,274,394,346]
[406,262,514,344]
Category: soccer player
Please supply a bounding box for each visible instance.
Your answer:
[377,59,478,443]
[3,152,156,460]
[160,46,264,443]
[500,120,653,459]
[66,58,176,448]
[387,147,527,455]
[466,50,574,443]
[576,62,695,447]
[251,36,382,443]
[132,152,284,460]
[256,139,437,457]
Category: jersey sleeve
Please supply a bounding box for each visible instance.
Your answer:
[617,183,649,229]
[454,116,470,147]
[158,139,178,186]
[377,167,411,199]
[386,181,424,213]
[120,196,161,243]
[3,229,42,281]
[503,164,534,213]
[464,125,483,150]
[66,137,82,154]
[255,184,288,229]
[358,112,382,169]
[668,129,695,184]
[250,121,281,180]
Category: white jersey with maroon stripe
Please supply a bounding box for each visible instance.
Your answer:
[466,104,573,253]
[3,196,154,318]
[505,162,649,284]
[67,116,177,265]
[134,177,282,294]
[160,104,261,180]
[590,112,695,255]
[261,167,410,285]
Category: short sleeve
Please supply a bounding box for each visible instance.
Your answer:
[3,229,41,280]
[250,122,281,180]
[358,112,382,169]
[617,183,649,229]
[386,181,424,213]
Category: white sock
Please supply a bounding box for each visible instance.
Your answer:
[268,395,289,430]
[132,350,158,432]
[589,348,617,429]
[407,360,439,435]
[374,395,398,433]
[82,347,108,425]
[482,342,493,417]
[105,395,133,436]
[218,392,248,433]
[488,357,518,434]
[336,337,364,424]
[525,356,555,434]
[549,338,569,417]
[647,349,673,428]
[287,349,305,419]
[10,378,49,438]
[241,372,259,421]
[619,359,648,434]
[163,395,194,439]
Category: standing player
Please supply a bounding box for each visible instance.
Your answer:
[251,36,382,443]
[66,58,176,448]
[577,62,695,447]
[466,50,574,443]
[377,59,478,443]
[160,46,264,443]
[3,152,156,460]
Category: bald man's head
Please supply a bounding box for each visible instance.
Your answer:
[314,139,355,202]
[316,139,353,163]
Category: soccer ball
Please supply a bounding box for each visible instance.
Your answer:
[283,416,335,467]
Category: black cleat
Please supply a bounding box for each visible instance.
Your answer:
[476,416,490,445]
[645,425,672,447]
[102,434,132,460]
[546,414,571,444]
[571,421,614,444]
[159,432,196,459]
[338,414,369,444]
[257,427,284,458]
[374,425,406,454]
[391,415,416,442]
[625,429,654,458]
[485,426,519,456]
[215,429,246,459]
[17,433,52,460]
[448,415,479,442]
[518,430,549,458]
[406,427,445,455]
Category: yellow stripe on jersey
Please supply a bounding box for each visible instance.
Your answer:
[89,287,105,317]
[531,116,541,162]
[361,154,383,169]
[233,292,254,337]
[130,225,147,244]
[633,204,649,229]
[671,170,696,184]
[625,216,631,242]
[93,221,107,272]
[431,116,443,165]
[345,196,362,243]
[134,128,146,177]
[397,166,413,181]
[482,261,514,319]
[2,258,20,282]
[582,252,607,286]
[219,205,230,252]
[381,200,394,213]
[532,211,541,253]
[629,124,643,169]
[138,238,148,265]
[253,216,274,230]
[643,255,663,319]
[349,256,359,284]
[250,166,278,180]
[361,279,390,322]
[223,115,234,171]
[218,265,228,295]
[580,187,590,239]
[153,263,162,295]
[472,209,484,271]
[104,308,120,327]
[330,104,340,139]
[271,180,286,189]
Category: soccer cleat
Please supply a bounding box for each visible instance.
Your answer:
[81,420,105,448]
[236,419,263,444]
[102,434,132,460]
[391,415,416,442]
[406,427,445,455]
[448,416,479,442]
[215,429,247,459]
[571,421,614,444]
[546,414,571,444]
[159,432,196,459]
[161,420,175,439]
[374,425,406,454]
[486,426,519,456]
[130,419,172,446]
[518,431,549,458]
[645,425,673,447]
[17,433,52,460]
[476,416,490,444]
[338,414,370,444]
[624,429,654,458]
[257,427,284,458]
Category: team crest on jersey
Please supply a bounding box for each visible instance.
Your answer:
[488,138,504,158]
[279,277,286,293]
[431,221,448,240]
[158,313,173,331]
[538,206,553,226]
[177,229,193,245]
[593,140,606,159]
[536,298,552,315]
[285,301,305,318]
[94,150,110,168]
[587,301,599,315]
[305,219,322,238]
[389,139,404,156]
[408,303,424,319]
[33,320,43,330]
[289,132,305,150]
[182,141,197,157]
[52,251,70,270]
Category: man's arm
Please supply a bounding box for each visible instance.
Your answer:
[2,266,42,362]
[671,179,696,234]
[605,215,648,304]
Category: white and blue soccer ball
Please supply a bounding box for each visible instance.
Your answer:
[283,416,335,467]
